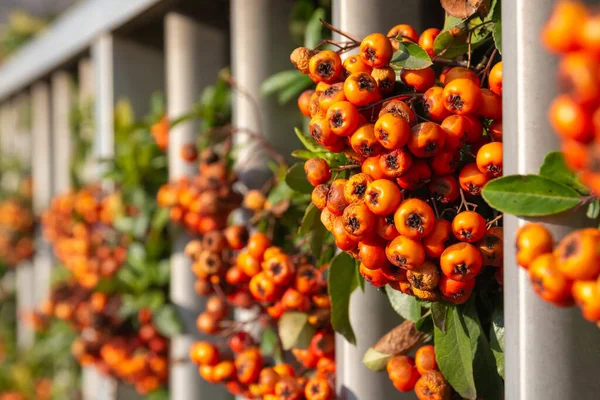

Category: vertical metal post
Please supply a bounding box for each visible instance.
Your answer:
[165,11,231,400]
[31,82,53,312]
[331,1,441,399]
[230,0,302,185]
[77,58,96,185]
[51,71,73,194]
[90,32,164,400]
[503,1,600,399]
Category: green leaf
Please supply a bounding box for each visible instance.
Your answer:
[278,312,316,350]
[310,220,327,261]
[433,20,491,59]
[292,149,321,160]
[145,388,169,400]
[328,252,358,345]
[261,326,283,363]
[127,243,147,274]
[444,14,465,29]
[304,8,326,48]
[294,127,322,153]
[588,199,600,219]
[492,20,502,54]
[261,70,305,97]
[434,305,476,399]
[151,207,170,232]
[299,203,320,235]
[153,305,183,337]
[431,302,448,333]
[463,298,504,400]
[482,175,581,216]
[285,162,314,194]
[539,152,589,194]
[490,302,505,379]
[416,313,433,332]
[385,285,421,322]
[362,348,393,372]
[390,42,432,70]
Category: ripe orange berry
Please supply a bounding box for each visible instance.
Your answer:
[371,66,396,95]
[478,226,504,267]
[295,265,323,295]
[190,341,219,366]
[479,88,502,120]
[247,232,271,260]
[452,211,486,243]
[423,87,451,122]
[196,312,220,334]
[305,377,333,400]
[572,280,600,321]
[423,218,452,258]
[374,113,411,150]
[375,214,399,240]
[580,13,600,54]
[309,116,338,146]
[298,89,314,117]
[548,94,593,143]
[379,99,415,123]
[488,119,503,142]
[443,66,480,85]
[350,124,383,157]
[440,115,469,151]
[388,24,419,50]
[488,61,502,96]
[429,175,460,204]
[327,179,349,216]
[515,223,554,270]
[361,156,387,180]
[407,261,440,290]
[342,202,376,237]
[430,150,460,176]
[358,237,389,270]
[439,275,475,304]
[379,148,414,178]
[263,253,295,286]
[344,173,373,204]
[418,28,441,57]
[312,184,330,211]
[442,78,483,115]
[344,72,381,106]
[408,122,446,158]
[386,235,426,270]
[396,159,432,190]
[360,33,394,68]
[555,229,600,280]
[309,50,342,83]
[542,0,588,53]
[249,272,278,302]
[463,115,483,144]
[365,179,402,216]
[360,263,389,287]
[213,360,236,383]
[440,242,483,281]
[343,54,372,77]
[401,67,436,92]
[559,52,600,105]
[476,141,503,177]
[304,158,331,187]
[180,143,198,162]
[394,198,435,239]
[414,345,438,375]
[387,356,420,392]
[528,253,573,305]
[458,163,489,196]
[414,371,451,400]
[326,101,359,136]
[318,83,346,112]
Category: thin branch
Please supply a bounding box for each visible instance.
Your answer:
[486,214,503,229]
[320,19,361,43]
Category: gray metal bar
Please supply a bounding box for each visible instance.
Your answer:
[164,11,231,400]
[503,1,600,399]
[0,0,169,100]
[331,1,440,399]
[51,71,73,194]
[31,82,54,309]
[231,0,302,186]
[90,33,164,400]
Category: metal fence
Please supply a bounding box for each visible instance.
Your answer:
[0,0,598,399]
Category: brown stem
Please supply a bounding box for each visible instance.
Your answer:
[320,19,361,43]
[479,48,498,88]
[332,164,361,172]
[486,214,503,229]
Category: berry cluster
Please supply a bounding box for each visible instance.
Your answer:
[386,345,452,399]
[186,227,336,399]
[0,197,34,267]
[293,25,504,305]
[156,149,241,235]
[516,223,600,325]
[36,282,169,395]
[41,186,129,288]
[543,1,600,191]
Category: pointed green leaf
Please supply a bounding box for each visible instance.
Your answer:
[299,203,320,235]
[431,302,448,333]
[362,348,393,372]
[490,302,505,379]
[385,285,421,322]
[261,70,305,97]
[434,305,476,399]
[482,175,581,216]
[390,42,432,70]
[285,162,314,194]
[278,312,315,350]
[153,305,183,337]
[539,152,589,194]
[328,252,358,344]
[294,127,322,153]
